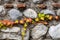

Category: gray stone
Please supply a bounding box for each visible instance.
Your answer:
[8,33,22,40]
[57,9,60,16]
[33,0,43,3]
[4,0,9,2]
[8,9,22,20]
[2,33,8,39]
[52,0,59,2]
[31,23,48,39]
[0,5,6,16]
[19,0,25,2]
[38,37,43,40]
[0,33,5,39]
[1,27,20,33]
[2,33,22,40]
[41,9,55,15]
[49,23,60,39]
[23,8,37,18]
[4,0,14,2]
[44,39,52,40]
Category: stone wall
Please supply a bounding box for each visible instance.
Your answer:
[0,0,60,40]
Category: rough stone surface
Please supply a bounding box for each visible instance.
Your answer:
[4,0,10,2]
[57,9,60,16]
[49,23,60,39]
[1,33,22,40]
[18,0,26,2]
[1,27,20,32]
[23,8,37,18]
[32,0,43,3]
[0,0,60,40]
[8,9,23,20]
[0,5,6,16]
[41,9,55,15]
[31,23,48,39]
[8,33,22,40]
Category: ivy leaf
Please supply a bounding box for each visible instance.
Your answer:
[40,17,45,20]
[38,13,45,18]
[38,13,45,20]
[38,13,41,17]
[32,20,35,24]
[45,15,50,18]
[24,23,28,27]
[41,13,45,17]
[21,31,25,36]
[2,26,7,30]
[35,18,39,22]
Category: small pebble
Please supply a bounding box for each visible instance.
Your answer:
[0,5,6,16]
[36,4,46,9]
[52,0,59,2]
[17,3,26,8]
[4,0,14,3]
[18,0,26,2]
[33,0,43,3]
[4,4,13,8]
[0,6,4,12]
[23,8,37,18]
[4,0,10,2]
[57,9,60,16]
[52,3,60,8]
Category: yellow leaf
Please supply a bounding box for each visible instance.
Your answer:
[0,22,3,26]
[15,20,18,23]
[49,16,53,20]
[35,18,39,21]
[21,31,25,36]
[24,23,27,27]
[40,17,44,20]
[23,27,27,31]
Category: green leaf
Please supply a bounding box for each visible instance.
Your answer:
[2,26,7,30]
[38,13,45,18]
[41,13,45,17]
[45,15,50,18]
[32,20,34,23]
[0,26,2,28]
[40,17,45,20]
[38,13,41,17]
